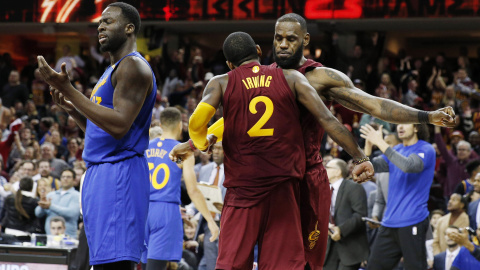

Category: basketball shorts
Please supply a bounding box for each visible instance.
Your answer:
[82,155,150,265]
[216,179,304,270]
[141,201,183,263]
[301,165,330,270]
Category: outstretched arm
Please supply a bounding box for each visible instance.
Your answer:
[182,155,219,242]
[285,69,373,182]
[307,67,455,127]
[37,56,152,139]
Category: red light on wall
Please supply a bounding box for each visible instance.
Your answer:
[305,0,363,19]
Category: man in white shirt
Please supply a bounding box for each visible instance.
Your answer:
[433,226,461,270]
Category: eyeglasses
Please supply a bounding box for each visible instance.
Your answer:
[61,175,73,179]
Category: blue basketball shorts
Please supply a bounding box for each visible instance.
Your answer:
[82,155,150,265]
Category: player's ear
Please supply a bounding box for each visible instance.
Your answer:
[226,61,235,71]
[256,45,262,58]
[125,23,135,35]
[303,32,310,46]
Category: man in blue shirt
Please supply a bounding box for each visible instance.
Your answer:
[361,123,435,270]
[35,168,80,238]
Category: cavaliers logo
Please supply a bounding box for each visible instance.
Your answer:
[308,222,320,249]
[252,66,260,73]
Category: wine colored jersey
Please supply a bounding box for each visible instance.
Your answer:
[222,62,306,207]
[83,52,156,167]
[274,59,326,168]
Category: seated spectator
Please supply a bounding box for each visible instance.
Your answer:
[428,209,446,268]
[449,227,480,269]
[72,165,86,192]
[62,137,81,167]
[433,225,462,270]
[49,216,66,236]
[40,142,69,177]
[1,177,38,234]
[12,160,37,194]
[454,160,480,196]
[433,193,469,255]
[35,168,80,238]
[34,159,61,191]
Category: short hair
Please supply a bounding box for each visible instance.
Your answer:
[276,13,307,33]
[21,160,36,170]
[41,142,55,151]
[457,140,472,150]
[149,126,163,139]
[414,124,429,141]
[430,209,445,217]
[61,168,76,180]
[466,160,480,176]
[50,216,66,227]
[37,159,50,167]
[223,32,258,67]
[331,158,349,178]
[108,2,141,35]
[160,107,182,129]
[19,177,33,192]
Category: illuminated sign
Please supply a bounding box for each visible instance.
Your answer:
[0,0,479,22]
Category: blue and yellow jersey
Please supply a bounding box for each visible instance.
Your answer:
[83,52,156,167]
[145,138,182,204]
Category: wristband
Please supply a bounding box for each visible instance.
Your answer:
[353,157,370,165]
[418,111,430,124]
[188,139,197,151]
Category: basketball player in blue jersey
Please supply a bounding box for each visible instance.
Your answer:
[142,107,219,270]
[37,2,155,269]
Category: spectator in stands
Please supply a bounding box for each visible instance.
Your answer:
[0,70,29,108]
[54,44,85,74]
[34,159,60,191]
[454,160,480,196]
[361,123,434,270]
[428,209,446,267]
[433,193,469,255]
[433,225,462,270]
[403,77,419,107]
[1,177,38,234]
[449,226,480,269]
[194,151,211,179]
[468,173,480,231]
[35,168,80,238]
[72,165,85,192]
[49,216,66,236]
[12,160,37,194]
[40,142,69,177]
[196,142,226,270]
[454,67,478,98]
[469,131,480,156]
[435,126,477,199]
[62,137,81,167]
[324,158,368,270]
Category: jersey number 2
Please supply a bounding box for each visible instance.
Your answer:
[247,96,274,137]
[148,162,170,190]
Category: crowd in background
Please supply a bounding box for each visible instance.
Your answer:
[1,31,480,269]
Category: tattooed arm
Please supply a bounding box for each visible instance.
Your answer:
[284,69,367,161]
[305,67,455,127]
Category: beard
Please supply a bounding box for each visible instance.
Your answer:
[273,43,304,69]
[100,34,126,53]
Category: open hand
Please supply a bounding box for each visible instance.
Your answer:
[37,56,71,91]
[50,86,75,113]
[360,124,384,146]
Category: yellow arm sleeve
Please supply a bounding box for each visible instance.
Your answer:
[207,118,224,142]
[189,102,216,151]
